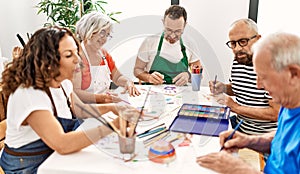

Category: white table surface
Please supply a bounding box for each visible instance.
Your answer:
[38,85,222,174]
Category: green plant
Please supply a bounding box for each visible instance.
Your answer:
[36,0,121,32]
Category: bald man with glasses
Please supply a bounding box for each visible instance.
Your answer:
[209,18,280,135]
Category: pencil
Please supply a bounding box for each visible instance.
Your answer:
[220,119,244,151]
[144,129,169,147]
[213,75,217,94]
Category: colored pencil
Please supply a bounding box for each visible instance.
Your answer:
[137,123,165,135]
[137,127,167,138]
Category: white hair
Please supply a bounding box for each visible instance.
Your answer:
[76,11,112,41]
[252,32,300,71]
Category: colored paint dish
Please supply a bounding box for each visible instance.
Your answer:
[148,140,176,164]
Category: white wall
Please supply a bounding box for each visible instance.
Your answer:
[105,0,250,84]
[257,0,300,36]
[0,0,46,58]
[0,0,250,84]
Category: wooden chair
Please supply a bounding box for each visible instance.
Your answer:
[0,89,7,174]
[259,153,265,171]
[0,89,7,148]
[238,148,265,171]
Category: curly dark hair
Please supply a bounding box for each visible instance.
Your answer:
[1,26,79,97]
[164,5,187,22]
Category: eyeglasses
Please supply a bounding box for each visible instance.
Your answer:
[97,30,112,40]
[226,35,257,49]
[164,28,183,36]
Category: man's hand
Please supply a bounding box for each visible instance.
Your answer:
[196,151,259,174]
[148,72,164,85]
[219,130,250,150]
[173,72,189,86]
[213,94,239,113]
[209,80,225,95]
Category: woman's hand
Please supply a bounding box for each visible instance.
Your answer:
[97,93,122,103]
[122,81,141,97]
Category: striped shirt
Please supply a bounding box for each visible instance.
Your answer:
[230,60,277,135]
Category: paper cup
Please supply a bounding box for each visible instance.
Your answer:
[191,73,201,91]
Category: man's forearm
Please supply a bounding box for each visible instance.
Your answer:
[225,84,234,95]
[135,71,150,83]
[247,131,275,153]
[231,100,280,121]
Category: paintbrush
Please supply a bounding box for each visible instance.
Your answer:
[128,87,151,137]
[75,103,118,133]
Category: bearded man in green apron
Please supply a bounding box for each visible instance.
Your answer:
[134,5,201,86]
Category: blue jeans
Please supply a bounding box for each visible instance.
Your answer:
[0,139,53,174]
[0,117,82,174]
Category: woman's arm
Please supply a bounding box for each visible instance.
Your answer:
[111,67,140,96]
[72,66,118,103]
[26,110,112,154]
[71,91,119,119]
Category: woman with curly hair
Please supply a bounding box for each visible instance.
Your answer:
[0,26,136,173]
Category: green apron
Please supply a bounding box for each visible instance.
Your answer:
[149,33,189,84]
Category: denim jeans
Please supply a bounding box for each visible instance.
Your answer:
[0,117,82,173]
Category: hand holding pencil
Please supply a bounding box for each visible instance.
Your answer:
[219,120,249,151]
[208,79,225,95]
[148,71,165,85]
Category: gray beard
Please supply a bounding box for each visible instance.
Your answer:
[234,53,253,66]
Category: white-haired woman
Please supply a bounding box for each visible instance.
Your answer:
[74,12,140,104]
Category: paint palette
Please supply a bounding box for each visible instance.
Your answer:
[178,104,228,119]
[169,104,230,136]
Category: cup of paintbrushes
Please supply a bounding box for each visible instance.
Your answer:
[118,106,139,155]
[118,134,136,154]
